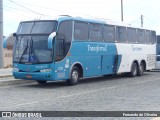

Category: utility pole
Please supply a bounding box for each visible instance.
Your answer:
[121,0,123,21]
[0,0,4,68]
[141,14,144,27]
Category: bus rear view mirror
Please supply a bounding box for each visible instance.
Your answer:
[48,32,56,49]
[3,33,15,49]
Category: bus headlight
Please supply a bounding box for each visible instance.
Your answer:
[40,69,52,73]
[13,67,19,72]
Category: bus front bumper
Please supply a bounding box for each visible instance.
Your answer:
[13,71,56,81]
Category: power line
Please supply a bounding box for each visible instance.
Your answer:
[6,0,84,15]
[3,4,34,13]
[143,15,160,27]
[7,0,69,13]
[129,17,140,24]
[6,0,112,21]
[8,0,45,16]
[3,7,36,18]
[129,15,160,29]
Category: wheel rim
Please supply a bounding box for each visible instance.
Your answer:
[71,70,79,82]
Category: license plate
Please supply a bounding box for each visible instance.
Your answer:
[26,75,32,78]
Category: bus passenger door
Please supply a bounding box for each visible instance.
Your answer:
[84,56,101,77]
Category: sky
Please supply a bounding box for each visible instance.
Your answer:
[3,0,160,36]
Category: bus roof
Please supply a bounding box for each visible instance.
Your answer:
[20,15,155,31]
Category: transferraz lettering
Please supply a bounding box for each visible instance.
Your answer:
[87,45,107,53]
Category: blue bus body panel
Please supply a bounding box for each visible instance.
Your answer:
[84,56,101,76]
[70,41,115,56]
[13,42,121,81]
[54,61,70,80]
[102,55,122,74]
[13,71,54,81]
[102,55,116,74]
[13,63,56,81]
[13,63,51,72]
[68,41,120,77]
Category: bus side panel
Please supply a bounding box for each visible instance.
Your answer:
[54,56,85,80]
[101,55,115,75]
[84,56,101,77]
[101,55,122,75]
[115,43,156,73]
[54,61,70,80]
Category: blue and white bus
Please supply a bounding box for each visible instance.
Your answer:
[3,16,156,85]
[156,35,160,69]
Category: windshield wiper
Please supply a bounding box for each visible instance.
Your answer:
[29,37,40,63]
[19,40,29,63]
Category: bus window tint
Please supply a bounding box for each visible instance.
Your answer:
[103,25,115,42]
[157,36,160,61]
[56,21,72,61]
[17,22,34,34]
[116,27,127,42]
[127,28,137,43]
[157,36,160,44]
[151,31,156,44]
[89,24,103,41]
[145,30,150,44]
[31,22,56,34]
[74,22,88,40]
[58,21,72,43]
[137,29,145,44]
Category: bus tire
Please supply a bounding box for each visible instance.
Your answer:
[137,62,144,76]
[37,80,47,84]
[67,66,80,86]
[130,62,138,77]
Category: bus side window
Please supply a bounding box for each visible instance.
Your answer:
[157,36,160,59]
[145,30,150,44]
[151,31,156,44]
[89,24,103,41]
[137,29,145,44]
[103,25,115,42]
[116,26,127,43]
[74,22,88,41]
[127,28,137,43]
[157,36,160,44]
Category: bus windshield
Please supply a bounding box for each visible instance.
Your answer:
[17,21,57,34]
[14,21,57,64]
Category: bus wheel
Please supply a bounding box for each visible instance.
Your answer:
[130,62,138,77]
[37,81,47,84]
[67,66,80,86]
[138,62,144,76]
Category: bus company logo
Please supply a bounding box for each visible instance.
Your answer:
[87,45,107,53]
[132,45,142,51]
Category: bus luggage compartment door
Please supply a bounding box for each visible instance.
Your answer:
[84,56,101,77]
[102,55,121,75]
